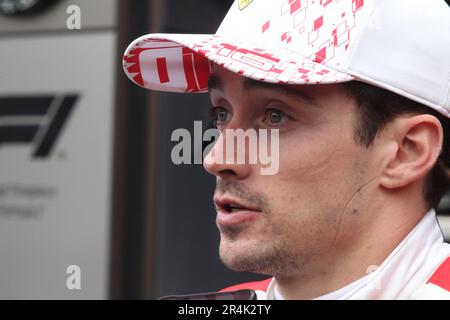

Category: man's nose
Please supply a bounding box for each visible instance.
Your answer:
[203,130,252,180]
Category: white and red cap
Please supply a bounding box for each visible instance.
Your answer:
[123,0,450,118]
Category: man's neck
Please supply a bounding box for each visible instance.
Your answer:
[275,195,427,299]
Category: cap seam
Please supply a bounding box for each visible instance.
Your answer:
[348,70,450,118]
[338,0,377,71]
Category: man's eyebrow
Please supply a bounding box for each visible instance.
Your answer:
[208,74,318,107]
[243,78,318,106]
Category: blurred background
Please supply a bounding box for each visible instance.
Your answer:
[0,0,449,300]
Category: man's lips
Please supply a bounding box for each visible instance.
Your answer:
[214,195,262,227]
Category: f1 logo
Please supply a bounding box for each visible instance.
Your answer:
[0,95,78,158]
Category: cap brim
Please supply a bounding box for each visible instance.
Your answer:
[123,33,354,93]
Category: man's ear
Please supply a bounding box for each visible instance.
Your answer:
[379,114,443,189]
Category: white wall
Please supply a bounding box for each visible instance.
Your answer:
[0,0,117,299]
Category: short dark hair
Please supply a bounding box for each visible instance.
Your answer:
[343,81,450,209]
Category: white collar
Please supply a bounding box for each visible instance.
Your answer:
[264,209,450,300]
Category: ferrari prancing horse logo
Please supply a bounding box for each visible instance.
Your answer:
[238,0,254,11]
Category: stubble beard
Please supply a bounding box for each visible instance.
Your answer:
[215,179,309,278]
[218,222,307,278]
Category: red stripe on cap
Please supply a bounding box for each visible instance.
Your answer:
[133,74,144,87]
[314,47,327,63]
[352,0,364,12]
[182,47,210,92]
[124,47,148,87]
[427,257,450,291]
[192,50,210,91]
[262,20,270,33]
[182,50,198,92]
[290,0,301,15]
[156,57,170,84]
[314,16,324,31]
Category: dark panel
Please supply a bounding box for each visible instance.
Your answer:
[111,0,152,300]
[163,0,233,33]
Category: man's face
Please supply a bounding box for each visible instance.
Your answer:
[204,66,380,278]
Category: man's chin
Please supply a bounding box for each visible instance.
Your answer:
[219,252,261,273]
[218,238,274,274]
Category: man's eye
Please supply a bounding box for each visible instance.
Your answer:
[208,106,230,127]
[265,108,288,125]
